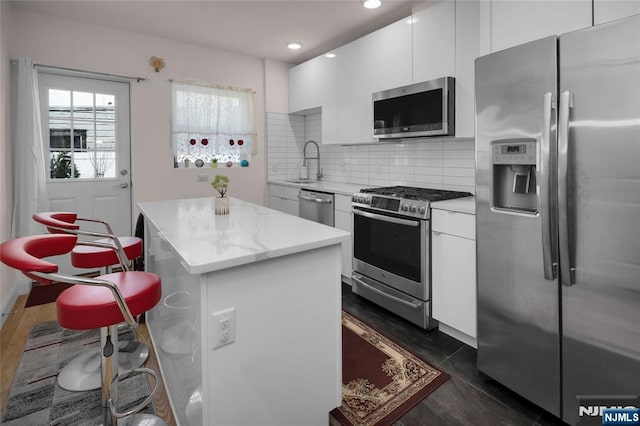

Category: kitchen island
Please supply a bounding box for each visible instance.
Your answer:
[138,197,349,425]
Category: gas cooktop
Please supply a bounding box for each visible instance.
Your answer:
[353,186,472,219]
[361,186,472,202]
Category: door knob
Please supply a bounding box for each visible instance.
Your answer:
[120,183,129,189]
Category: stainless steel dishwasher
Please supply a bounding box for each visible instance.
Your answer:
[298,189,334,227]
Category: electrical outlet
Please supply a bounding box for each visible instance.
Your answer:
[197,175,209,183]
[211,308,235,349]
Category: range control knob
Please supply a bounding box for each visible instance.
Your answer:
[401,204,409,211]
[410,205,418,213]
[418,205,426,214]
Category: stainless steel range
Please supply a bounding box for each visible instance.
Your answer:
[351,186,472,329]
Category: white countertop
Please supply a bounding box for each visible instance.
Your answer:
[431,196,476,215]
[138,197,350,275]
[268,180,368,196]
[270,180,476,214]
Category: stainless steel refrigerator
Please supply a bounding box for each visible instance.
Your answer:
[475,15,640,425]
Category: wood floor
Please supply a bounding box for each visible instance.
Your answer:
[0,294,177,425]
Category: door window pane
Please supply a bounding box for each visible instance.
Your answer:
[47,89,117,179]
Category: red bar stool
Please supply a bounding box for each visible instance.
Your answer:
[32,212,149,392]
[0,234,166,426]
[32,212,142,273]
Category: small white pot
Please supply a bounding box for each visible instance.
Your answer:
[215,197,230,215]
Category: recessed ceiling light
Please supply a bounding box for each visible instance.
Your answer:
[287,42,302,50]
[363,0,382,9]
[325,53,336,58]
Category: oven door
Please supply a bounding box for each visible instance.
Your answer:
[352,207,428,300]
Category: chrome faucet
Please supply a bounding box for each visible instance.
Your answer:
[303,140,323,181]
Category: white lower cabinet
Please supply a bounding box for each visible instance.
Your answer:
[268,185,353,281]
[268,184,299,216]
[334,194,353,281]
[431,208,477,345]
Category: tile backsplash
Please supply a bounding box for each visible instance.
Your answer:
[267,112,476,194]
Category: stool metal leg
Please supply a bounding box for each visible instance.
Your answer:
[101,325,119,426]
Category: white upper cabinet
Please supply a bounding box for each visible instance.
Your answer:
[455,0,490,138]
[412,0,456,84]
[594,0,640,24]
[288,55,337,112]
[288,56,322,113]
[490,0,592,52]
[378,18,413,91]
[336,31,380,144]
[288,54,338,144]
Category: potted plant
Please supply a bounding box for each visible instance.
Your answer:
[211,174,230,214]
[211,157,218,168]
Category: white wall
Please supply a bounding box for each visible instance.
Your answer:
[1,1,19,322]
[2,6,290,314]
[8,7,273,211]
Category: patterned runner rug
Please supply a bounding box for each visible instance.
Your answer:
[1,321,154,425]
[332,311,449,426]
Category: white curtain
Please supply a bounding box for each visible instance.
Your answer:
[171,81,255,165]
[12,58,50,237]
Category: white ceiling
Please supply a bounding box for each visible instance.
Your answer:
[11,0,423,65]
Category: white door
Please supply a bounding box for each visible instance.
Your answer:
[38,72,132,274]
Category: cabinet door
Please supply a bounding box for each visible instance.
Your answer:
[491,0,592,52]
[455,0,489,138]
[321,54,339,144]
[594,0,640,24]
[432,231,477,338]
[288,56,331,114]
[412,0,455,83]
[337,32,379,144]
[379,18,413,91]
[268,196,298,216]
[335,209,353,279]
[288,59,315,113]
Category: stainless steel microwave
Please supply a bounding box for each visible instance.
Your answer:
[372,77,455,139]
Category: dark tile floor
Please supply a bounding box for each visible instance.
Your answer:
[341,283,567,426]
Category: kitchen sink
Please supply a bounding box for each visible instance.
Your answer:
[283,178,317,184]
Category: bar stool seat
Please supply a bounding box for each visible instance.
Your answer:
[71,237,142,272]
[57,271,160,330]
[33,212,142,270]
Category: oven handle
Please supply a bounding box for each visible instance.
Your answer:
[352,275,422,309]
[353,209,420,227]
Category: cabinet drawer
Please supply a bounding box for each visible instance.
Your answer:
[268,184,300,200]
[431,209,475,240]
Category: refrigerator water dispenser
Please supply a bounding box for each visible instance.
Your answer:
[491,139,538,214]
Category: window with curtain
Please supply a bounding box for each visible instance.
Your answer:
[171,81,255,168]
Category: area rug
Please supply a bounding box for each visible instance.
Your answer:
[332,311,449,426]
[1,321,155,425]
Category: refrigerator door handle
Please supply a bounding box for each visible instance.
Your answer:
[558,90,575,286]
[540,91,557,280]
